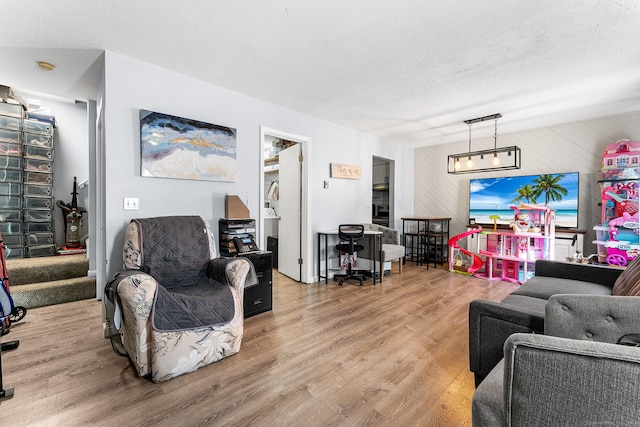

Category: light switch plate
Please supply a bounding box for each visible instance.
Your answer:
[124,197,139,210]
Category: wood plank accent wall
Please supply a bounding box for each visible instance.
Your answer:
[413,110,640,254]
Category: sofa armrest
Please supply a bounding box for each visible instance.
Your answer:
[469,299,545,381]
[534,259,622,287]
[503,333,640,425]
[207,257,254,294]
[115,271,159,376]
[545,294,640,342]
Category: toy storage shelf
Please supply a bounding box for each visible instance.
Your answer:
[593,140,640,267]
[594,177,640,266]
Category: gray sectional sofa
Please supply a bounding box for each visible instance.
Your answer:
[472,294,640,426]
[468,259,624,385]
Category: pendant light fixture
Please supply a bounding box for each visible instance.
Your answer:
[447,113,521,174]
[492,116,500,166]
[466,123,473,168]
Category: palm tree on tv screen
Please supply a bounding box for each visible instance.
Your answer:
[511,184,538,204]
[532,174,568,204]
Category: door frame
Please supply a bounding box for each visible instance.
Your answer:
[372,156,395,228]
[259,126,312,283]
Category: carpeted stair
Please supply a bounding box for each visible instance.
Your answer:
[6,254,96,309]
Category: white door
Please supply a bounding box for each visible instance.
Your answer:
[278,144,301,281]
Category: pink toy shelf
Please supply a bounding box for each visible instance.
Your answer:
[593,140,640,266]
[470,203,555,284]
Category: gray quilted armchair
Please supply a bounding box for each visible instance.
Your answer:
[472,294,640,426]
[107,215,256,382]
[359,223,405,279]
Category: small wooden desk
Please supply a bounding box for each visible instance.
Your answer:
[317,230,383,285]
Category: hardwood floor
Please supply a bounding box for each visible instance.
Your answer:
[0,263,517,427]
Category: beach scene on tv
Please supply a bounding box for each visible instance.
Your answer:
[469,173,579,228]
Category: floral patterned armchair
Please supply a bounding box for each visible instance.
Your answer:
[108,215,255,382]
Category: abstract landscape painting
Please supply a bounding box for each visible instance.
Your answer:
[140,110,237,182]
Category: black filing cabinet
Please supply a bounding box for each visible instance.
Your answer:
[266,236,278,268]
[240,251,273,318]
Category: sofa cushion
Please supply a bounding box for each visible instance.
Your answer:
[612,256,640,296]
[153,278,235,330]
[382,243,405,261]
[500,294,548,316]
[512,276,613,300]
[134,216,210,290]
[472,359,505,425]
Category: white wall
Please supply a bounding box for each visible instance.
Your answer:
[102,51,413,282]
[413,110,640,255]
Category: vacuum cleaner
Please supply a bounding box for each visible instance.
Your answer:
[56,177,87,250]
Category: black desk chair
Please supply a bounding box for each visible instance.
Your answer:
[334,224,366,286]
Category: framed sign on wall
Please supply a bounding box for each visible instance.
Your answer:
[330,163,361,180]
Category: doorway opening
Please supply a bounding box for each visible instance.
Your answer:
[260,127,311,283]
[372,156,394,228]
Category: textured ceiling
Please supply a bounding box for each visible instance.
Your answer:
[1,0,639,148]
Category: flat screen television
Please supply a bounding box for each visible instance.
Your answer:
[469,172,579,228]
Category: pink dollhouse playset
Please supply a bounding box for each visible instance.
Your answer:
[448,227,484,274]
[449,203,555,283]
[593,140,640,266]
